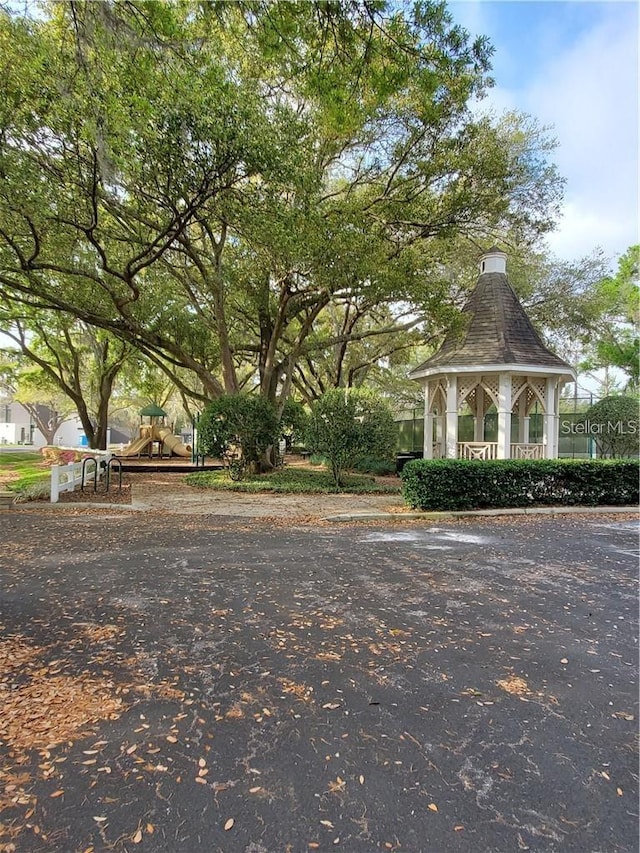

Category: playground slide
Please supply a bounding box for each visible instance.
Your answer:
[156,428,192,458]
[119,435,153,457]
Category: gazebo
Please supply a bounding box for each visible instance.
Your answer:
[408,248,576,460]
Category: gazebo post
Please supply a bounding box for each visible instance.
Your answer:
[497,373,512,459]
[435,414,443,455]
[445,376,458,458]
[474,388,484,441]
[543,378,558,458]
[423,383,434,459]
[518,392,530,444]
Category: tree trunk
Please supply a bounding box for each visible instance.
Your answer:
[21,403,62,445]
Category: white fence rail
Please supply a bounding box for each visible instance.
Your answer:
[50,451,112,503]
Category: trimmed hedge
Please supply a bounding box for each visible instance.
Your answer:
[400,459,640,511]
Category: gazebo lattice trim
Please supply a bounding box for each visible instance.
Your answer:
[511,376,528,405]
[480,377,499,408]
[457,377,478,408]
[525,379,546,414]
[428,380,447,414]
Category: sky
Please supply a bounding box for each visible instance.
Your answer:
[447,0,639,267]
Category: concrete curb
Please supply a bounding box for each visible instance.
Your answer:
[324,505,639,522]
[7,501,638,522]
[11,501,149,512]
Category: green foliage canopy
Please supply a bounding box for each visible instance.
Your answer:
[580,246,639,391]
[0,0,565,409]
[198,394,280,469]
[305,388,397,486]
[584,396,639,459]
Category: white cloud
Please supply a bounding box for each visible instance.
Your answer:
[545,200,630,261]
[451,2,638,264]
[522,7,638,262]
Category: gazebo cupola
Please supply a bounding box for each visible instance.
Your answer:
[408,248,576,460]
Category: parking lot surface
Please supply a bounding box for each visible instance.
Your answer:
[1,512,638,852]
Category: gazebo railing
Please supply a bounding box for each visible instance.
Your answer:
[457,442,498,460]
[457,442,543,460]
[510,443,543,459]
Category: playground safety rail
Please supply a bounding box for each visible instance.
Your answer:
[50,450,113,503]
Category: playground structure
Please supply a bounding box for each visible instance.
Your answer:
[119,424,192,458]
[118,404,192,459]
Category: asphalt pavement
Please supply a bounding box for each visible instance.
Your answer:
[0,511,638,852]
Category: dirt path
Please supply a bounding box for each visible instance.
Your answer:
[129,472,406,518]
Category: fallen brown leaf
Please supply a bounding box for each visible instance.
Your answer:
[496,675,529,696]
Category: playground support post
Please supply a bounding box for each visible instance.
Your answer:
[191,413,199,465]
[191,413,206,466]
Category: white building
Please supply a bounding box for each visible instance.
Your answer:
[0,400,115,448]
[0,400,37,445]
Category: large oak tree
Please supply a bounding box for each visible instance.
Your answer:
[0,1,564,409]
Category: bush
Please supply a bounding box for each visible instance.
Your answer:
[401,458,639,511]
[280,399,309,448]
[305,389,397,487]
[40,446,82,465]
[584,396,639,458]
[309,453,327,466]
[354,456,397,476]
[199,395,280,477]
[12,481,51,502]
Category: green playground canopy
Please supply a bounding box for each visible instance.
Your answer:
[139,404,167,417]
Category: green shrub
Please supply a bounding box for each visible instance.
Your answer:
[584,396,639,458]
[401,458,640,511]
[280,399,309,448]
[305,389,397,487]
[199,395,280,476]
[354,456,397,476]
[309,453,327,466]
[12,480,51,502]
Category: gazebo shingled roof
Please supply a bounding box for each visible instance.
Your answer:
[409,250,573,377]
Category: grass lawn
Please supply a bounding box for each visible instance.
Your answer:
[0,450,50,493]
[185,466,401,494]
